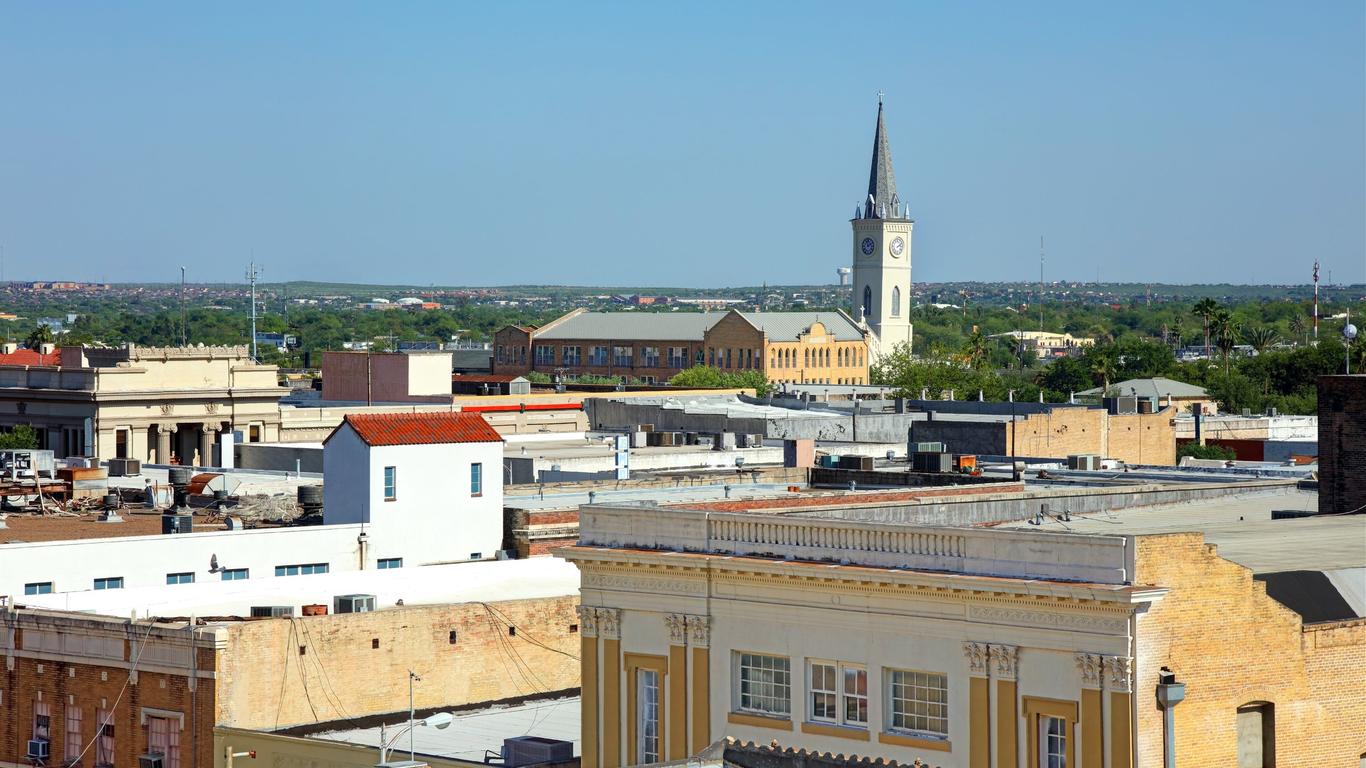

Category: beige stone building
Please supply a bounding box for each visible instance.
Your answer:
[0,345,285,463]
[559,484,1365,768]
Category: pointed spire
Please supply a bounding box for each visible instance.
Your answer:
[866,96,898,220]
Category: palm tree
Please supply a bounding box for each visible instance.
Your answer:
[1169,317,1185,349]
[1288,314,1307,346]
[24,324,54,350]
[1210,309,1240,375]
[1243,326,1280,356]
[1088,346,1119,395]
[1192,298,1220,359]
[962,330,989,370]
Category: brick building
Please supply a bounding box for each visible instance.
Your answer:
[1318,374,1365,515]
[3,574,581,768]
[493,309,871,386]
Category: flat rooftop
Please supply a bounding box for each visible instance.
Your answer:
[18,556,579,617]
[999,488,1364,575]
[310,694,580,762]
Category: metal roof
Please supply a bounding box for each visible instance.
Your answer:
[534,312,718,341]
[1077,377,1209,399]
[739,312,865,341]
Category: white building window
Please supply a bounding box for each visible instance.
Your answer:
[383,466,397,500]
[736,652,790,716]
[166,572,194,585]
[891,286,901,317]
[275,563,329,576]
[887,669,948,736]
[93,577,123,590]
[378,557,403,569]
[637,668,660,764]
[25,582,52,595]
[221,568,248,581]
[1040,715,1066,768]
[808,662,867,727]
[471,463,483,496]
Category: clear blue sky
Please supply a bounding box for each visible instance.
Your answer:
[0,2,1362,287]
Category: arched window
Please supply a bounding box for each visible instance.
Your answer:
[892,286,901,317]
[862,286,873,318]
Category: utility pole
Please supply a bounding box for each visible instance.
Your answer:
[1313,261,1320,343]
[1038,235,1045,332]
[246,262,260,361]
[179,266,187,346]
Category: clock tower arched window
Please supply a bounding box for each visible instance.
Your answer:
[862,286,873,319]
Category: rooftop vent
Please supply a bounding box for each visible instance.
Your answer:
[502,737,574,768]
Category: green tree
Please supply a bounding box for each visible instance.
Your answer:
[0,424,40,450]
[1211,309,1240,375]
[962,330,989,370]
[669,366,773,397]
[1177,442,1237,461]
[1086,345,1120,395]
[1243,326,1280,356]
[1288,314,1307,346]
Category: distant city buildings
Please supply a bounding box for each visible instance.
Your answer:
[988,329,1095,358]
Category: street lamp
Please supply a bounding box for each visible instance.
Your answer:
[1344,317,1357,375]
[378,670,454,765]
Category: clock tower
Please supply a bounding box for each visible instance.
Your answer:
[850,96,913,357]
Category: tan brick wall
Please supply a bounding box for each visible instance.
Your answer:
[215,596,581,729]
[1134,533,1366,767]
[1008,406,1176,465]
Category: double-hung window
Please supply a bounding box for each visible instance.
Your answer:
[613,346,633,367]
[65,706,82,766]
[146,715,180,768]
[736,652,791,717]
[383,466,397,501]
[471,463,484,496]
[562,346,582,366]
[33,700,51,742]
[534,345,555,366]
[589,346,609,366]
[887,669,948,737]
[641,347,660,368]
[636,668,661,764]
[668,347,688,368]
[808,662,867,727]
[94,711,115,768]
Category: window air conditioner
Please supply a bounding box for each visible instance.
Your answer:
[27,740,51,760]
[138,754,165,768]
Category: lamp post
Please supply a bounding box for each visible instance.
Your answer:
[376,671,454,765]
[1155,667,1186,768]
[1343,314,1357,375]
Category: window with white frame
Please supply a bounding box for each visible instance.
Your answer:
[613,346,633,367]
[471,463,483,496]
[146,715,181,768]
[377,557,403,569]
[94,711,114,768]
[275,563,329,577]
[93,577,123,590]
[1040,716,1066,768]
[383,466,397,500]
[641,346,660,368]
[24,582,52,595]
[668,347,688,368]
[33,700,50,741]
[562,346,582,366]
[65,705,82,766]
[808,662,867,727]
[736,652,791,716]
[637,668,661,764]
[589,346,609,366]
[534,345,555,366]
[887,669,948,736]
[220,568,248,581]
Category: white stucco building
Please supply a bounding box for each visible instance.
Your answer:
[322,411,505,568]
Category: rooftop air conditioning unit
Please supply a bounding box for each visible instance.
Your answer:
[250,606,294,618]
[334,594,375,614]
[138,754,164,768]
[502,736,575,768]
[27,740,50,760]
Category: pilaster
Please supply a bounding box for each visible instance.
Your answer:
[989,644,1018,768]
[964,642,990,768]
[1076,653,1103,768]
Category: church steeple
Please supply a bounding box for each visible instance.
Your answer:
[865,95,900,220]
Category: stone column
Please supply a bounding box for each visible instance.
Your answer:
[1076,653,1103,768]
[686,616,711,754]
[578,607,601,768]
[599,608,622,768]
[156,425,176,465]
[1104,656,1134,768]
[989,644,1019,768]
[664,615,688,761]
[964,642,990,768]
[198,424,218,467]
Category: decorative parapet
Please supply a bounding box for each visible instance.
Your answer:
[577,504,1130,584]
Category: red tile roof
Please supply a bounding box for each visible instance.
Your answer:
[0,349,60,366]
[336,412,503,447]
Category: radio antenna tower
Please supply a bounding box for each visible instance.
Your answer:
[246,262,261,360]
[1313,260,1320,342]
[1038,236,1045,332]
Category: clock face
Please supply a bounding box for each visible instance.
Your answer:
[890,237,905,257]
[860,237,876,256]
